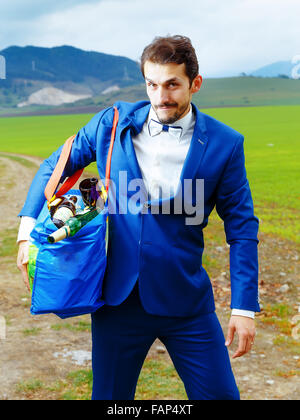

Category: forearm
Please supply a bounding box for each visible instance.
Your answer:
[231,309,254,319]
[17,216,37,243]
[215,135,260,314]
[229,238,260,313]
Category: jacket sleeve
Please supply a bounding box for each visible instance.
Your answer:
[215,135,260,312]
[18,109,107,219]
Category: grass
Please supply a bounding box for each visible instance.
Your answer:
[0,113,98,173]
[257,302,300,358]
[22,76,300,111]
[0,113,93,158]
[135,357,187,400]
[16,356,187,400]
[51,320,91,332]
[202,105,300,242]
[0,228,19,258]
[17,379,45,394]
[194,77,300,108]
[60,370,93,400]
[22,327,42,336]
[258,303,294,335]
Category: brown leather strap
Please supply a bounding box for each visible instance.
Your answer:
[44,135,80,202]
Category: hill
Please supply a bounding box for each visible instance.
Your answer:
[57,75,300,112]
[250,60,295,78]
[0,45,143,109]
[193,76,300,107]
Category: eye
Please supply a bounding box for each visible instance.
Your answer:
[147,81,156,88]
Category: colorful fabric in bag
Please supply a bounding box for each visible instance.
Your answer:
[27,106,119,319]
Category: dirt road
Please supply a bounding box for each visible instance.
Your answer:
[0,153,299,400]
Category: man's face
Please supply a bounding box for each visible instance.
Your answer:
[144,61,202,124]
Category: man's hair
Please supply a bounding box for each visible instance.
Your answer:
[140,35,199,86]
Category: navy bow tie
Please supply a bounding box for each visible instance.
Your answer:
[148,119,183,140]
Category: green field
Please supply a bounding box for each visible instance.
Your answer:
[52,76,300,109]
[2,76,300,116]
[0,104,299,242]
[61,76,300,109]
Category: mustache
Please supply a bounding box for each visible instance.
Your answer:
[155,103,177,108]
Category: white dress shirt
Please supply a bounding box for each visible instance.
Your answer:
[17,105,254,319]
[132,106,195,200]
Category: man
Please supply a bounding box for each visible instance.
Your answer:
[17,35,259,400]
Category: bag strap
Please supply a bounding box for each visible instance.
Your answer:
[44,106,119,202]
[105,106,119,192]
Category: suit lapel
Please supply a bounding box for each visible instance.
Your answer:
[179,103,209,185]
[113,102,209,204]
[117,104,151,181]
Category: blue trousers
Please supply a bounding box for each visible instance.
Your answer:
[91,283,240,400]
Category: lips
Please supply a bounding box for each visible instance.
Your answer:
[157,104,177,110]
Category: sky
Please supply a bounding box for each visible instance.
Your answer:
[0,0,300,77]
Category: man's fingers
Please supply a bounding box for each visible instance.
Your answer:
[232,328,255,359]
[226,316,256,359]
[17,241,30,292]
[21,268,30,292]
[225,324,235,347]
[232,338,247,358]
[18,262,30,292]
[22,254,29,265]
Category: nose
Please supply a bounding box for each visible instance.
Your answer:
[157,86,169,104]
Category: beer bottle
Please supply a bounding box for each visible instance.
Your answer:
[51,196,78,228]
[79,178,99,207]
[47,207,99,243]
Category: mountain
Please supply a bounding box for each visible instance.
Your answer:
[1,45,143,84]
[250,60,295,78]
[0,45,143,108]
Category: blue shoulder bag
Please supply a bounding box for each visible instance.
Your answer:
[28,107,119,319]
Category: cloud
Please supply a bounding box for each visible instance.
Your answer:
[0,0,101,20]
[1,0,300,77]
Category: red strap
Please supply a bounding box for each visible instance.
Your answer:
[105,107,119,192]
[55,168,84,198]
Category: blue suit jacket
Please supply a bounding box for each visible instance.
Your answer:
[20,101,260,317]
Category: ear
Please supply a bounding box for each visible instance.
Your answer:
[191,75,203,94]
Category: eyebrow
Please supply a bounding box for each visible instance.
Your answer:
[145,77,181,84]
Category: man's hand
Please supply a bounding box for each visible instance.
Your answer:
[17,240,30,292]
[225,315,256,359]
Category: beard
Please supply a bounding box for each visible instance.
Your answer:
[153,100,190,124]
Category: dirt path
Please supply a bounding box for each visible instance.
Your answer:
[0,154,299,400]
